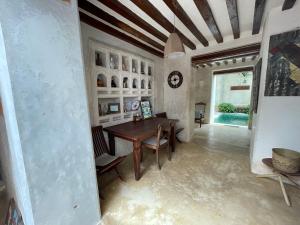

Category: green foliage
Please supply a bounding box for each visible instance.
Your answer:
[218,103,235,113]
[235,105,250,114]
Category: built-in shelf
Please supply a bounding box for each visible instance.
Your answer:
[89,40,154,127]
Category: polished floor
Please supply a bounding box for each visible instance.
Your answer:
[100,125,300,225]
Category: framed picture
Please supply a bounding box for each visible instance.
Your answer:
[5,199,24,225]
[265,29,300,96]
[108,103,120,114]
[140,100,152,119]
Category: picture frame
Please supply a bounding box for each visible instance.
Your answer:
[108,103,120,114]
[140,100,152,119]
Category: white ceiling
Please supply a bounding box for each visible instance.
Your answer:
[82,0,286,52]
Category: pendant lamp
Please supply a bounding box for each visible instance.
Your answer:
[164,11,185,58]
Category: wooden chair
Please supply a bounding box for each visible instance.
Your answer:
[156,112,184,143]
[91,126,126,184]
[141,123,172,170]
[195,102,206,127]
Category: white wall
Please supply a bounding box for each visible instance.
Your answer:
[250,2,300,175]
[0,1,101,225]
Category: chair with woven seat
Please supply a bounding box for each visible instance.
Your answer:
[156,112,184,143]
[141,123,172,170]
[91,126,126,186]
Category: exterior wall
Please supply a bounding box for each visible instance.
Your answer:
[0,1,101,225]
[250,2,300,180]
[215,73,252,107]
[194,61,256,123]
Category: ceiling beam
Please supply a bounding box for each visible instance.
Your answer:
[282,0,297,10]
[252,0,266,35]
[226,0,240,39]
[79,0,164,51]
[194,0,223,43]
[131,0,196,50]
[98,0,168,42]
[215,62,221,66]
[213,66,253,75]
[242,57,246,62]
[207,63,213,67]
[163,0,208,46]
[79,12,163,58]
[233,58,237,63]
[251,55,257,61]
[224,60,228,65]
[192,43,260,64]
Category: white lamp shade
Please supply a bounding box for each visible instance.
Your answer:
[164,32,185,59]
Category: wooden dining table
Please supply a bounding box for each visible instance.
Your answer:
[104,117,177,180]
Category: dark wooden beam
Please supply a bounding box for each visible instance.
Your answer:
[207,63,213,67]
[251,55,257,61]
[192,43,260,64]
[224,60,228,65]
[98,0,168,42]
[282,0,297,10]
[201,64,206,68]
[233,58,237,63]
[226,0,240,39]
[242,57,246,62]
[252,0,266,35]
[79,12,163,58]
[79,0,164,51]
[194,0,223,43]
[213,66,253,75]
[215,62,221,66]
[163,0,208,46]
[131,0,196,49]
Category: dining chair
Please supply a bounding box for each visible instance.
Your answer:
[156,112,184,143]
[91,126,126,196]
[141,123,172,170]
[195,102,206,127]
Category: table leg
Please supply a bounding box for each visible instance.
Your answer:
[171,125,176,152]
[133,141,141,181]
[108,132,115,155]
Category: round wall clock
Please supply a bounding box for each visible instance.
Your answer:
[168,71,183,88]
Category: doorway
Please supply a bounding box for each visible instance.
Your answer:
[211,68,253,127]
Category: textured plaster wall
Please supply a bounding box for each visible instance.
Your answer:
[80,22,164,156]
[194,61,256,123]
[215,73,252,106]
[0,1,101,225]
[0,23,34,225]
[250,2,300,177]
[163,53,194,142]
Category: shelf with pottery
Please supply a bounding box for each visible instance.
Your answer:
[89,40,154,127]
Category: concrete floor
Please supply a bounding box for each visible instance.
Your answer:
[100,125,300,225]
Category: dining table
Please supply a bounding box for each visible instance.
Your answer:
[103,117,177,180]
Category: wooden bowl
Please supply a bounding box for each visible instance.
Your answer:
[272,148,300,173]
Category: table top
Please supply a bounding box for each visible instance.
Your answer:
[262,158,300,176]
[103,117,177,142]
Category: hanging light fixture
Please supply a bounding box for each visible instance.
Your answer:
[164,9,185,59]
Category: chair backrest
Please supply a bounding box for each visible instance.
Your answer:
[195,102,206,118]
[91,126,109,158]
[156,112,167,118]
[155,124,163,147]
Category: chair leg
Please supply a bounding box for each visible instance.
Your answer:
[168,145,172,161]
[114,167,125,182]
[140,148,143,162]
[156,149,161,170]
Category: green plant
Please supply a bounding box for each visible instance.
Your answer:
[218,103,235,113]
[235,105,250,114]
